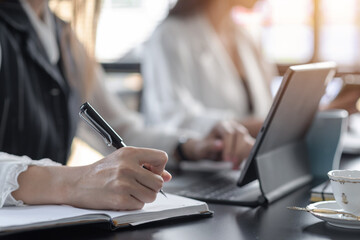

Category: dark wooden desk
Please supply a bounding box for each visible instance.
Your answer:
[3,155,360,240]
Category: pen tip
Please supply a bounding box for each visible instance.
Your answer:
[160,190,167,198]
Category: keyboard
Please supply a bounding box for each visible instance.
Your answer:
[175,171,261,205]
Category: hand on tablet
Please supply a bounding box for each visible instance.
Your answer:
[181,121,255,169]
[323,80,360,114]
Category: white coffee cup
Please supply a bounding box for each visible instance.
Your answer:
[328,170,360,215]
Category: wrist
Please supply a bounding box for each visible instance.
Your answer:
[38,165,76,205]
[174,137,197,161]
[12,165,71,205]
[55,165,88,206]
[174,136,189,161]
[52,166,73,205]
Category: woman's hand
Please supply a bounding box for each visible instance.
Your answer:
[13,147,171,211]
[69,147,171,210]
[182,121,255,169]
[323,85,360,114]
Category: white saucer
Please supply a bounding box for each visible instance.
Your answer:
[307,201,360,229]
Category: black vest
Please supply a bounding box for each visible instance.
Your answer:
[0,1,80,164]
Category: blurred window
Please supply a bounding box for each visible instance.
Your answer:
[234,0,314,64]
[95,0,174,62]
[95,0,360,73]
[319,0,360,71]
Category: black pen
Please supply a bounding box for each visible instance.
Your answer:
[79,102,167,198]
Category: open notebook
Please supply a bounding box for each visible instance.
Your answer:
[0,194,211,234]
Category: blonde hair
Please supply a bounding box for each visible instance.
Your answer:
[49,0,102,100]
[50,0,102,57]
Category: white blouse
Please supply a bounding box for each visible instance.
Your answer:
[142,13,276,135]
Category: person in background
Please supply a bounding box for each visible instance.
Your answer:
[142,0,277,139]
[0,0,254,210]
[142,0,360,141]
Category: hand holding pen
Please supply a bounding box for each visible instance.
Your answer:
[78,102,170,209]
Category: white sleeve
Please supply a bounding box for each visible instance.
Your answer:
[141,21,235,136]
[0,152,61,208]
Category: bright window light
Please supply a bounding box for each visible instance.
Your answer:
[95,0,171,62]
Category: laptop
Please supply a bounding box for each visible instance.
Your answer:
[176,62,337,207]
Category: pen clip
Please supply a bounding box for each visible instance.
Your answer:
[79,109,113,147]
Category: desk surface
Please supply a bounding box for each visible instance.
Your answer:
[3,154,360,240]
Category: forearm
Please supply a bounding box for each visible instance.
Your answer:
[8,147,170,211]
[12,165,82,206]
[0,153,62,207]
